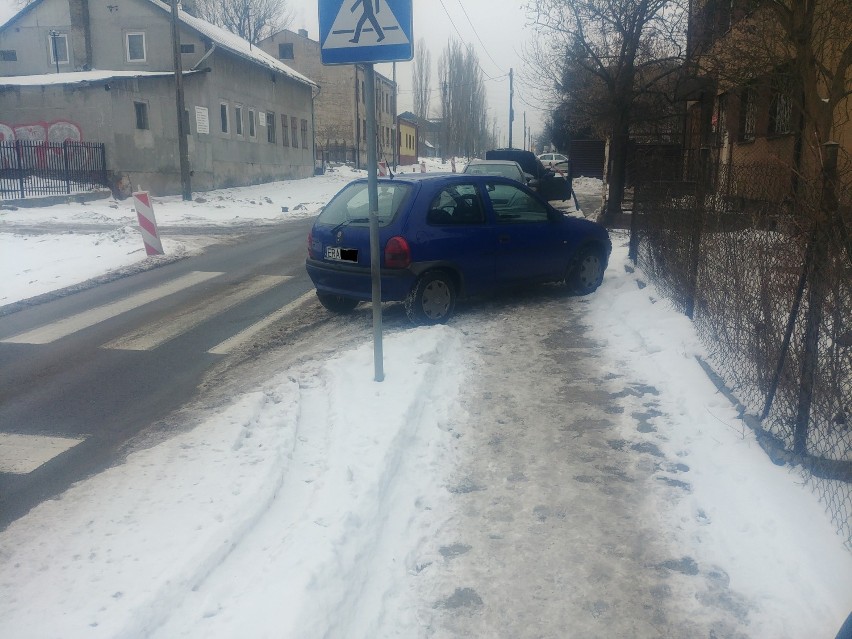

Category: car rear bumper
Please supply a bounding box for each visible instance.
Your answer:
[306,258,416,301]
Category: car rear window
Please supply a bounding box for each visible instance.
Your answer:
[317,181,411,228]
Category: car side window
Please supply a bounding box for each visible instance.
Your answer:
[426,184,485,225]
[486,182,549,223]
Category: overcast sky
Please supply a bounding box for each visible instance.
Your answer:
[294,0,550,144]
[0,0,551,146]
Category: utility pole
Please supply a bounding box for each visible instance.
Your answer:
[170,0,192,200]
[508,68,514,148]
[392,61,398,169]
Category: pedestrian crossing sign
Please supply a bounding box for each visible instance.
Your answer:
[319,0,413,65]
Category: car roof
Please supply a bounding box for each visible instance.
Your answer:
[466,159,520,166]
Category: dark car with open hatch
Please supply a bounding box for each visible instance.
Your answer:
[305,173,611,324]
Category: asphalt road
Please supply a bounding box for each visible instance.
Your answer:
[0,218,319,530]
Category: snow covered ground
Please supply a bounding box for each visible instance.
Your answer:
[0,166,850,637]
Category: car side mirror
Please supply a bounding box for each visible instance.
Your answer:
[548,207,564,223]
[527,178,539,188]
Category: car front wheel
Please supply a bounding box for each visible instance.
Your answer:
[567,247,605,295]
[317,292,359,313]
[405,271,456,324]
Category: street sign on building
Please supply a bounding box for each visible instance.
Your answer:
[319,0,413,65]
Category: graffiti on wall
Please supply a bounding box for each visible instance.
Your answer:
[0,120,84,143]
[0,119,89,169]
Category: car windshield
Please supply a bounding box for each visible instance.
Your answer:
[317,181,411,228]
[465,164,520,180]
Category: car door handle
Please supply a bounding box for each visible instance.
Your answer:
[498,234,511,244]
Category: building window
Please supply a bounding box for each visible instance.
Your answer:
[235,105,243,136]
[126,32,146,62]
[290,116,298,148]
[134,101,149,130]
[180,43,195,54]
[301,119,308,148]
[1,50,17,61]
[48,32,69,64]
[220,103,229,134]
[278,43,294,60]
[769,74,794,135]
[267,112,276,143]
[281,113,289,146]
[739,85,756,142]
[248,108,256,138]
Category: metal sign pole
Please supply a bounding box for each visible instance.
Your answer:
[365,64,384,382]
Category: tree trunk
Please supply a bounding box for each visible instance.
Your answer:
[600,110,630,227]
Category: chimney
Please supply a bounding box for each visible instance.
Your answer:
[298,29,308,38]
[68,0,92,69]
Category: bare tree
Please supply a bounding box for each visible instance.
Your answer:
[412,38,432,120]
[192,0,293,45]
[438,40,490,158]
[526,0,688,225]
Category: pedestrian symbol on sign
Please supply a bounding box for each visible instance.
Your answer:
[349,0,384,43]
[319,0,413,65]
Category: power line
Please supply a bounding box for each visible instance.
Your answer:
[453,0,505,75]
[437,0,495,80]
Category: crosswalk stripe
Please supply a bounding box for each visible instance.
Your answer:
[208,290,315,355]
[102,275,292,351]
[1,271,222,345]
[0,432,86,474]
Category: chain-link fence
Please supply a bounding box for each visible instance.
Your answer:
[632,158,852,548]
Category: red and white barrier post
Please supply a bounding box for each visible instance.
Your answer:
[378,159,388,176]
[132,191,164,255]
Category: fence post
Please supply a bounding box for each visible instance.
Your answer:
[685,147,709,319]
[793,141,838,456]
[14,140,25,200]
[63,140,71,195]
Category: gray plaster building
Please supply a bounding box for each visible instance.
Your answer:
[0,0,317,196]
[258,28,396,169]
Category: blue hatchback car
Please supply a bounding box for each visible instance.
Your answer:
[306,173,611,324]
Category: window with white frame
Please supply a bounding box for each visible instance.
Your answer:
[126,32,146,62]
[48,32,69,64]
[267,112,276,143]
[220,103,229,134]
[235,105,243,136]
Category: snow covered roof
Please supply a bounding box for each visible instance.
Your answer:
[0,0,315,88]
[146,0,316,88]
[0,69,205,87]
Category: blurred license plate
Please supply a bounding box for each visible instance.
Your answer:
[325,246,358,262]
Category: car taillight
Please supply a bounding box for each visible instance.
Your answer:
[384,236,411,269]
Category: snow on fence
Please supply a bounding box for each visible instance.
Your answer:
[631,159,852,548]
[0,140,108,200]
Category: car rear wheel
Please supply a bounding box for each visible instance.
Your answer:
[567,247,605,295]
[405,271,456,324]
[317,292,359,313]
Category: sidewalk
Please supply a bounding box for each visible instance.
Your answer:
[407,236,851,637]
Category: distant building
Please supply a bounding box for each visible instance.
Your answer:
[258,28,396,168]
[0,0,316,196]
[397,114,418,166]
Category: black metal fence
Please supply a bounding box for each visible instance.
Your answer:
[0,140,108,200]
[632,156,852,548]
